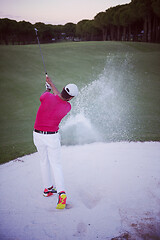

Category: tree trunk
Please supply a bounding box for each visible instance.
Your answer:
[128,25,131,41]
[152,15,156,42]
[143,17,148,42]
[117,26,120,41]
[102,28,107,41]
[110,26,114,40]
[4,37,8,45]
[133,24,138,42]
[148,14,152,42]
[157,18,160,43]
[122,27,125,41]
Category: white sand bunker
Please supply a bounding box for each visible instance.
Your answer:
[0,142,160,239]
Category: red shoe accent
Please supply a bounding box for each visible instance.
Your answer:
[43,188,53,197]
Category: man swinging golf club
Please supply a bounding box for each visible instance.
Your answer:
[33,75,78,209]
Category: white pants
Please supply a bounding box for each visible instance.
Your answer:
[33,131,65,193]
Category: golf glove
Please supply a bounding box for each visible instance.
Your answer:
[45,82,52,90]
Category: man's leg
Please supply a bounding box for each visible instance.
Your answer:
[47,133,67,209]
[47,144,65,194]
[33,132,53,190]
[48,146,67,209]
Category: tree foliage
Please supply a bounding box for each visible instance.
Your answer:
[63,23,76,40]
[0,0,160,44]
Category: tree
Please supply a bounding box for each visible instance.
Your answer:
[51,25,63,41]
[76,20,89,40]
[152,0,160,17]
[63,23,76,40]
[0,18,17,44]
[151,0,160,42]
[119,4,143,41]
[119,5,132,41]
[131,0,153,42]
[17,21,34,44]
[84,20,100,41]
[105,7,117,41]
[34,22,47,43]
[113,5,127,41]
[94,12,108,40]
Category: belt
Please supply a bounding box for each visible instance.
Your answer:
[34,129,58,134]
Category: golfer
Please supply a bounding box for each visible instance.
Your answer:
[33,75,78,209]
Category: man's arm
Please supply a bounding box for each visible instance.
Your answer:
[46,75,60,96]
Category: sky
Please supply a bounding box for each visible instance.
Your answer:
[0,0,131,25]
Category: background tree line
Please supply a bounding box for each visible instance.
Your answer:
[0,0,160,45]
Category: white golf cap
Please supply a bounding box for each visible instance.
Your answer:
[64,84,79,97]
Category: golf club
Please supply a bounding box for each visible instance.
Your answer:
[34,28,47,76]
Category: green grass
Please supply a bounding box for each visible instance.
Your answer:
[0,41,160,164]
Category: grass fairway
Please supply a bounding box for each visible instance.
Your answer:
[0,41,160,163]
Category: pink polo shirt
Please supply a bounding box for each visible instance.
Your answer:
[34,92,71,132]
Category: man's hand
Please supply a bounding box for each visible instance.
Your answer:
[45,75,60,96]
[45,82,52,91]
[46,75,53,86]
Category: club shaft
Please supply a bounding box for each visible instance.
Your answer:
[36,34,47,75]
